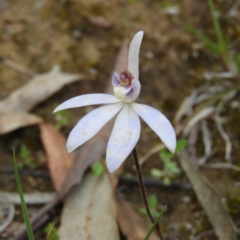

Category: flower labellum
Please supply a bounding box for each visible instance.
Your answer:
[53,31,176,172]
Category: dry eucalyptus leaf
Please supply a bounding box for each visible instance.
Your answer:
[0,66,87,113]
[40,123,75,192]
[116,193,159,240]
[178,151,236,240]
[0,112,43,134]
[58,173,119,240]
[0,191,57,205]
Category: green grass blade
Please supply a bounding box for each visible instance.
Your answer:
[184,24,220,53]
[13,149,35,240]
[144,206,167,240]
[208,0,226,52]
[233,53,240,74]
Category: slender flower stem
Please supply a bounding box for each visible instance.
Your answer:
[132,147,163,240]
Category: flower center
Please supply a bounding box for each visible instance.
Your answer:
[120,70,134,87]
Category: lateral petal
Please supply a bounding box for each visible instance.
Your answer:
[106,104,140,172]
[53,94,120,112]
[112,72,120,87]
[126,79,141,101]
[132,103,176,153]
[67,103,123,152]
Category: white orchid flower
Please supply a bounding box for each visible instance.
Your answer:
[54,31,176,172]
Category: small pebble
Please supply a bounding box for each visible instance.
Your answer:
[182,195,191,203]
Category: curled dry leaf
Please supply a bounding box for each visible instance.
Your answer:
[198,119,213,165]
[0,195,15,233]
[0,112,43,135]
[40,123,75,192]
[59,173,119,240]
[183,107,215,136]
[215,90,237,162]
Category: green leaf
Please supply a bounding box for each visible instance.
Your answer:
[17,162,24,169]
[233,53,240,74]
[184,24,220,53]
[160,149,173,160]
[164,160,180,174]
[144,206,167,240]
[20,145,30,158]
[150,168,164,178]
[163,0,172,7]
[149,194,158,208]
[139,207,147,215]
[44,223,59,240]
[175,139,187,152]
[13,149,34,240]
[92,162,104,176]
[208,0,227,52]
[54,108,70,129]
[152,209,161,218]
[163,177,171,186]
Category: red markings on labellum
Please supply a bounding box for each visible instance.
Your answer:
[120,70,134,87]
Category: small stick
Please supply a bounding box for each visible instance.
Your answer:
[0,56,36,77]
[132,147,163,240]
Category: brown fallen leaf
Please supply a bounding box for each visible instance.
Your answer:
[178,151,237,240]
[58,173,119,240]
[40,123,75,192]
[0,112,43,135]
[0,66,88,113]
[116,193,159,240]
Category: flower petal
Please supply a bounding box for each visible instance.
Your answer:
[126,79,141,101]
[67,103,123,152]
[106,104,140,172]
[112,72,120,87]
[128,31,144,79]
[53,94,120,112]
[132,103,176,153]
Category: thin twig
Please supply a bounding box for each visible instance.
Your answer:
[193,229,215,240]
[118,176,191,190]
[132,147,163,240]
[137,144,164,166]
[0,57,36,77]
